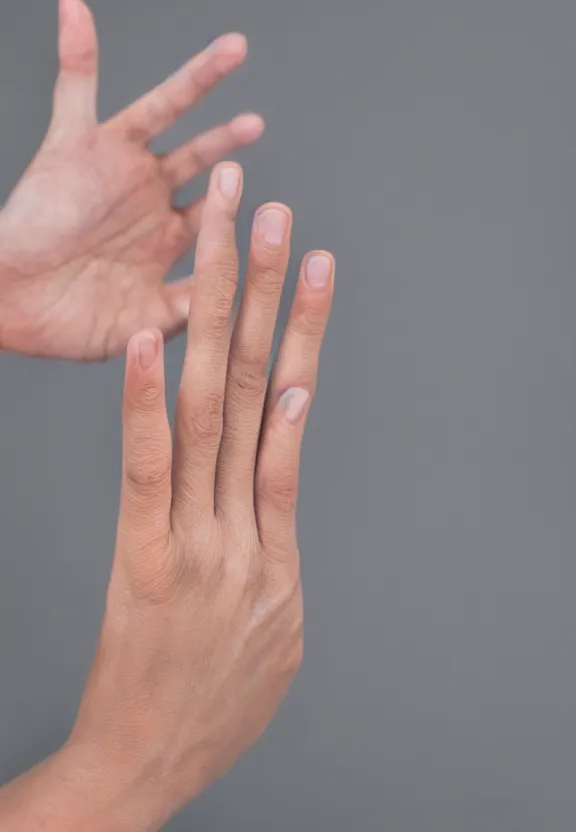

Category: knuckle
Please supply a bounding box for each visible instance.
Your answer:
[249,265,286,297]
[125,448,171,491]
[129,541,185,605]
[156,89,184,126]
[291,304,326,337]
[186,145,205,174]
[228,353,268,400]
[256,468,298,515]
[232,369,268,400]
[179,389,223,444]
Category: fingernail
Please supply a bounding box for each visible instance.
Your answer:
[256,208,288,246]
[138,332,158,370]
[305,254,332,290]
[279,387,309,423]
[219,167,240,198]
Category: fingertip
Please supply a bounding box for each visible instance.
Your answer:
[128,328,163,372]
[59,0,92,31]
[231,112,266,141]
[208,32,248,58]
[57,0,97,77]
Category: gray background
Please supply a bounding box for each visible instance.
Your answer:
[0,0,575,829]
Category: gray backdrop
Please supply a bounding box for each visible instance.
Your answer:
[1,1,575,830]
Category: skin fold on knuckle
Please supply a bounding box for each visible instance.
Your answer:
[60,45,96,76]
[177,388,223,445]
[149,88,184,128]
[248,254,288,288]
[124,447,172,492]
[228,355,269,401]
[290,303,327,338]
[256,468,298,517]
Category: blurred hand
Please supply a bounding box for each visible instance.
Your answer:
[65,163,334,828]
[0,0,264,361]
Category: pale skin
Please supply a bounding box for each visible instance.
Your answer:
[0,0,266,360]
[0,2,335,826]
[0,161,335,830]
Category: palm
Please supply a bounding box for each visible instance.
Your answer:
[0,0,263,361]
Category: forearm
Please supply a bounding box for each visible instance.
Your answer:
[0,743,168,832]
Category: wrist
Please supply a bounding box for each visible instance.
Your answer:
[0,741,170,832]
[55,740,174,832]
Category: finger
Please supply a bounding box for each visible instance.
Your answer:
[255,252,335,557]
[215,203,292,510]
[175,197,206,242]
[161,113,265,189]
[108,33,248,144]
[135,279,193,346]
[171,163,243,524]
[51,0,98,135]
[118,329,172,554]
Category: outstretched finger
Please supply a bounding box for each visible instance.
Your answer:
[108,33,248,144]
[171,163,243,524]
[255,252,335,560]
[118,330,173,559]
[161,113,265,190]
[51,0,99,135]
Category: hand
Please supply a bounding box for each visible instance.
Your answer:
[0,0,264,361]
[64,163,335,829]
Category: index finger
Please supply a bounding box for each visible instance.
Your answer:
[107,33,248,144]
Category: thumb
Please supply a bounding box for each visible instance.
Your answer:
[51,0,99,135]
